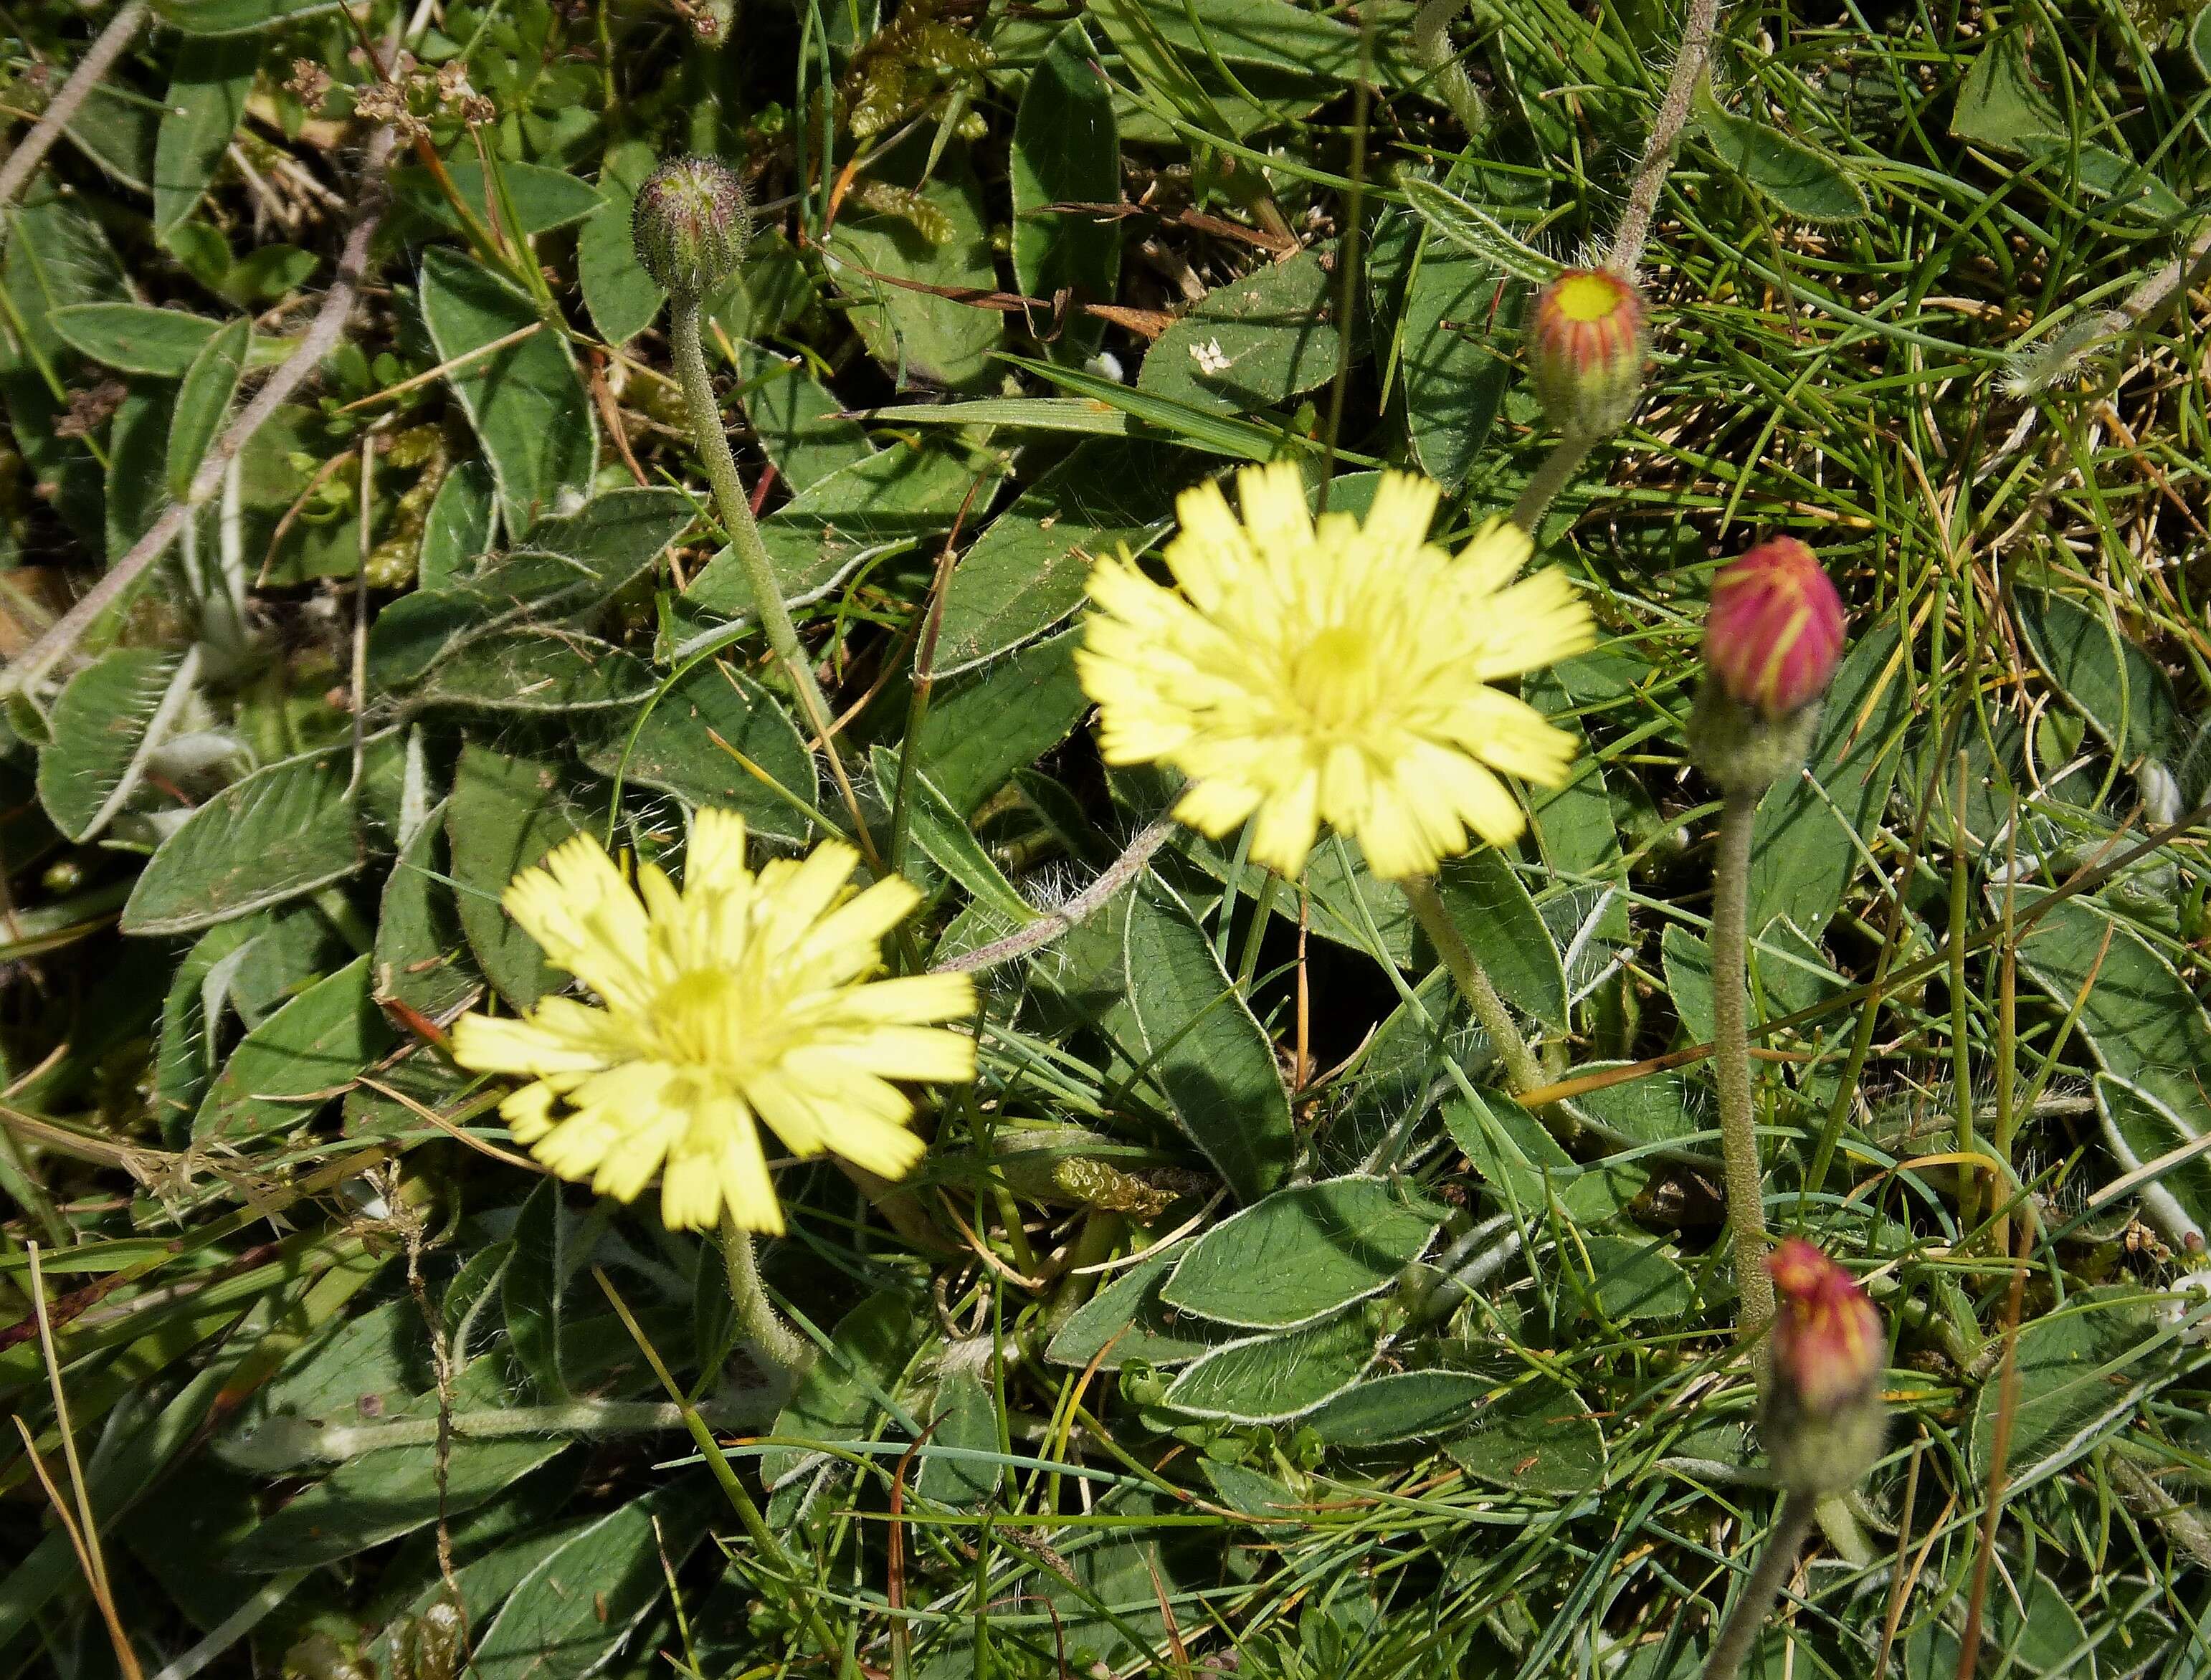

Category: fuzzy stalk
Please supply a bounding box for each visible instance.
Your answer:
[1509,432,1596,535]
[666,291,838,740]
[1701,1490,1819,1680]
[1712,789,1776,1339]
[720,1214,814,1380]
[1402,876,1544,1095]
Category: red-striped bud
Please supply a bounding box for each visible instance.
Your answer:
[1761,1238,1886,1496]
[1529,268,1647,439]
[1703,538,1845,720]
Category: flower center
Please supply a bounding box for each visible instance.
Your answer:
[1285,623,1388,733]
[652,968,784,1073]
[1551,271,1624,323]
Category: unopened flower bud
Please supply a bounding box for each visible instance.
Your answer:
[1703,538,1845,720]
[1761,1238,1886,1497]
[1529,267,1647,439]
[631,155,750,300]
[1688,538,1847,793]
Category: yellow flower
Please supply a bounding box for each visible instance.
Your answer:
[1077,464,1596,880]
[450,812,975,1233]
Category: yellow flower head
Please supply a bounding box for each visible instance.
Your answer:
[1077,464,1596,880]
[450,812,975,1233]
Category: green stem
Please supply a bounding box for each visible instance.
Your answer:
[667,292,840,750]
[1701,1491,1819,1680]
[719,1216,814,1381]
[1509,432,1595,535]
[596,1267,839,1659]
[1402,876,1544,1096]
[1712,790,1776,1340]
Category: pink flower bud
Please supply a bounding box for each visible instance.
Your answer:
[1530,267,1647,439]
[1703,538,1845,719]
[1767,1238,1883,1416]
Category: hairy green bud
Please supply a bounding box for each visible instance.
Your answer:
[631,154,751,298]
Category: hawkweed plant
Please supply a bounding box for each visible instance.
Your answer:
[1687,538,1848,1338]
[1077,462,1594,1094]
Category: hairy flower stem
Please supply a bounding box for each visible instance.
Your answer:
[1606,0,1725,277]
[1701,1491,1818,1680]
[720,1215,814,1380]
[667,295,841,753]
[1402,877,1544,1096]
[1510,433,1595,535]
[1712,790,1777,1340]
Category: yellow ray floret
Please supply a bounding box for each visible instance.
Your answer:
[1077,464,1597,880]
[450,811,976,1233]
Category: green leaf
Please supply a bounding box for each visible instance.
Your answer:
[373,800,483,1022]
[1561,1066,1703,1152]
[1136,246,1344,416]
[1162,1307,1378,1423]
[447,746,591,1008]
[418,247,596,534]
[1443,1380,1606,1494]
[1950,32,2066,151]
[1161,1177,1438,1329]
[761,1290,918,1488]
[729,340,878,492]
[154,0,346,35]
[2011,890,2211,1243]
[825,154,1003,389]
[65,82,158,191]
[1373,189,1521,490]
[153,35,260,237]
[1,195,129,543]
[472,1484,711,1680]
[107,380,177,558]
[933,438,1194,675]
[37,645,196,841]
[194,956,392,1143]
[580,659,817,846]
[1432,849,1569,1031]
[418,457,498,590]
[371,487,693,685]
[1443,1087,1575,1206]
[1694,102,1868,224]
[1304,1370,1488,1447]
[152,917,259,1143]
[1572,1233,1695,1322]
[871,748,1032,924]
[393,161,606,240]
[579,141,664,346]
[915,1370,1001,1508]
[914,626,1090,813]
[2193,8,2211,83]
[1968,1287,2162,1489]
[166,314,249,498]
[414,631,652,714]
[122,744,361,935]
[503,1179,572,1400]
[1011,20,1121,363]
[226,1362,569,1570]
[680,444,987,628]
[1122,882,1295,1203]
[2015,589,2187,764]
[1745,627,1907,937]
[1045,1246,1231,1370]
[1396,175,1556,283]
[49,302,221,376]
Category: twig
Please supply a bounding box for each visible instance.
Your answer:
[1604,0,1724,276]
[0,1,150,211]
[934,817,1176,975]
[2,126,398,697]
